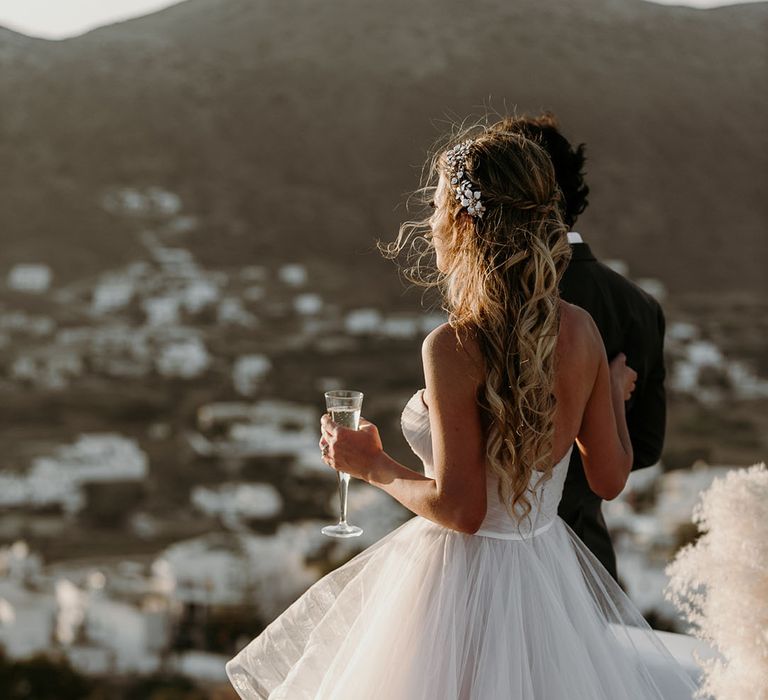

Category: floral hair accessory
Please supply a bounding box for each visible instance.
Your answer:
[445,140,485,218]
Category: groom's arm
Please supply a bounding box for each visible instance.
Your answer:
[626,304,666,470]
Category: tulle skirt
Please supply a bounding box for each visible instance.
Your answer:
[226,516,698,699]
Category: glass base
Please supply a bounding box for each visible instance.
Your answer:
[322,522,364,538]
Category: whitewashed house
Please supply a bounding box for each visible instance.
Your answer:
[344,308,382,335]
[232,355,272,396]
[155,337,211,379]
[0,434,148,513]
[278,264,308,287]
[0,580,56,659]
[159,529,320,619]
[91,275,136,315]
[217,297,257,328]
[293,293,323,316]
[191,483,283,522]
[143,296,182,326]
[81,595,167,674]
[7,264,52,293]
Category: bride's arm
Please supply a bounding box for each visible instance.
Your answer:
[323,324,487,534]
[575,316,635,500]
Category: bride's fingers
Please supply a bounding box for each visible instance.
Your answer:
[320,414,337,436]
[318,437,334,466]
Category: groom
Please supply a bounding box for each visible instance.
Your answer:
[495,114,667,582]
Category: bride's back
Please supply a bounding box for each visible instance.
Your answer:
[453,302,602,472]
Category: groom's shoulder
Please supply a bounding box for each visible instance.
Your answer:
[565,253,663,318]
[595,260,664,318]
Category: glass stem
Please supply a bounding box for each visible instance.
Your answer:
[337,471,350,524]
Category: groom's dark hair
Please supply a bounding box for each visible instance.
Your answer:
[490,113,589,229]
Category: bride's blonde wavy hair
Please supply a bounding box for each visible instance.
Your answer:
[382,121,572,521]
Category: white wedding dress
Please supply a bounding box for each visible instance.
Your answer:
[227,389,698,699]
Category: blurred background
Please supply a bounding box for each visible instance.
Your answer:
[0,0,765,697]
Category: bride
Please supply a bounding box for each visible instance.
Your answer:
[227,124,697,698]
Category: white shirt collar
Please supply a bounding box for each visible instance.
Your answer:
[567,231,584,244]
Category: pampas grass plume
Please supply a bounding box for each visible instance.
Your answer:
[665,463,768,699]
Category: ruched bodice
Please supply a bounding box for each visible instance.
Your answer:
[401,388,573,539]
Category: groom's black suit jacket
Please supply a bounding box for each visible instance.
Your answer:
[558,242,667,581]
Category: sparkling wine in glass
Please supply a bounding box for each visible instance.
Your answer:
[322,390,364,538]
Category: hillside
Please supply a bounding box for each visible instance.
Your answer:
[0,0,766,297]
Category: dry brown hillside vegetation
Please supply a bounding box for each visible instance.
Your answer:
[0,0,766,299]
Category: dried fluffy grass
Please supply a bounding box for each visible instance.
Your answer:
[665,463,768,699]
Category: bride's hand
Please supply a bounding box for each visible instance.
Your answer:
[319,414,384,481]
[609,352,637,401]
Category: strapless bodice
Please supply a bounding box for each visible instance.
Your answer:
[401,389,572,539]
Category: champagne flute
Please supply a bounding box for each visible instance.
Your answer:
[321,389,364,538]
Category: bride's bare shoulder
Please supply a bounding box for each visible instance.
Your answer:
[559,301,601,350]
[422,322,484,383]
[557,301,604,385]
